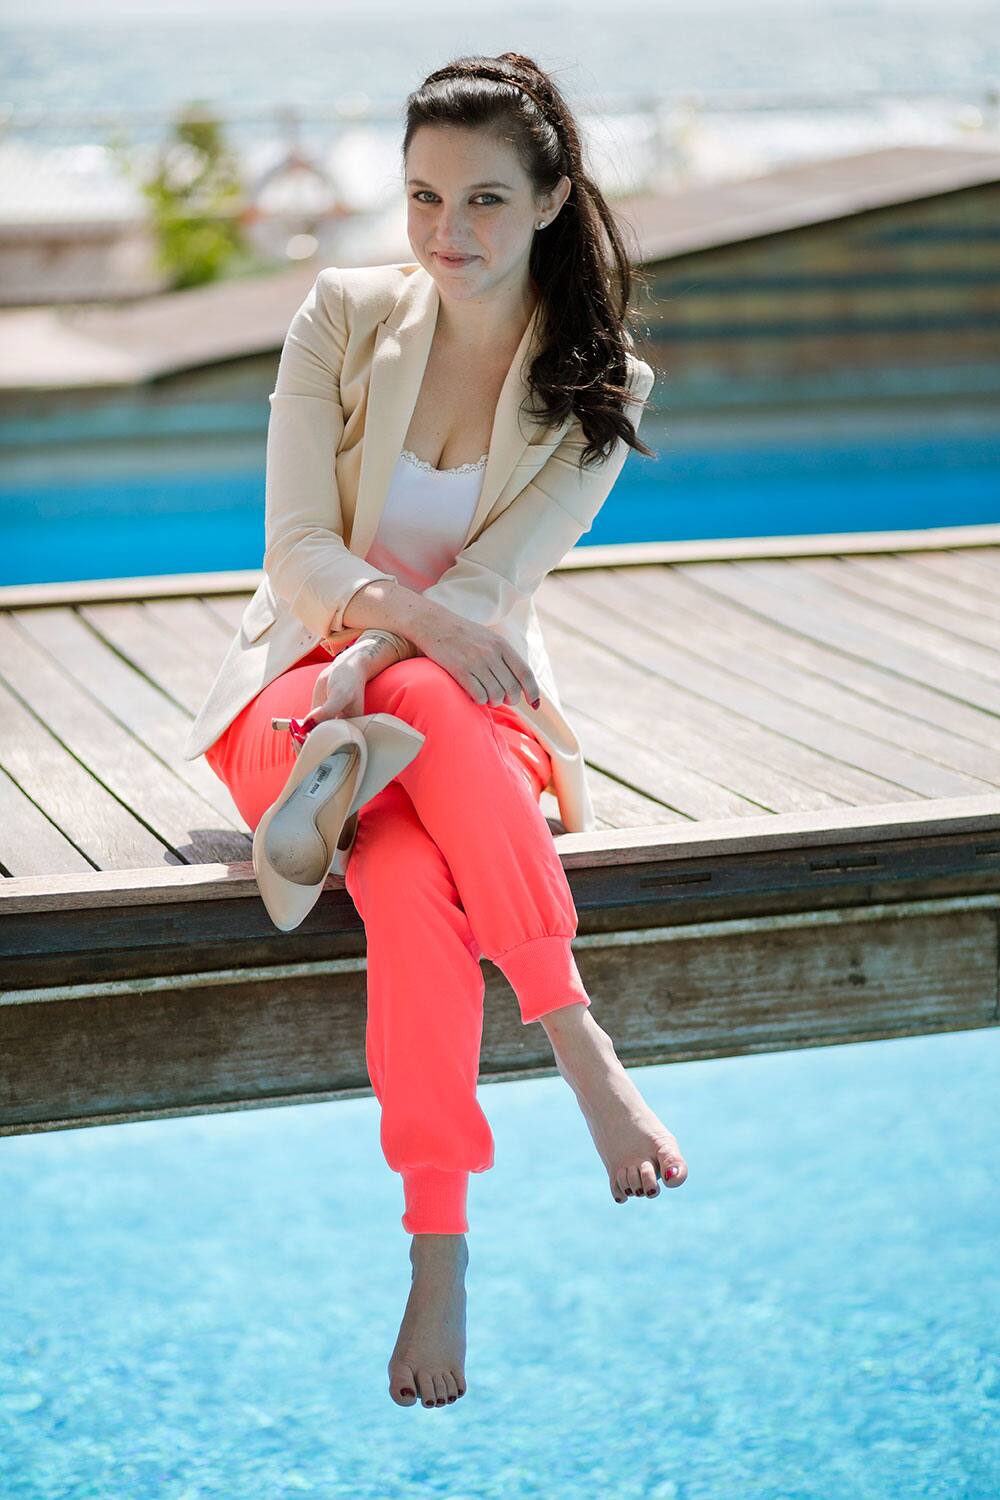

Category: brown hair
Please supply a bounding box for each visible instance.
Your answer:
[403,52,656,470]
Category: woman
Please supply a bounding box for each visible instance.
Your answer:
[187,53,688,1410]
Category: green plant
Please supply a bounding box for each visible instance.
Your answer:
[118,105,258,288]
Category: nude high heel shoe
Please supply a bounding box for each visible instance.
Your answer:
[252,712,425,932]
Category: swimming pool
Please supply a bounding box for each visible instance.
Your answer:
[1,1027,996,1498]
[2,389,998,586]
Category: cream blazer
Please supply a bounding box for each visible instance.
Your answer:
[182,260,655,834]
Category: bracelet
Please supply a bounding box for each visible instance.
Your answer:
[353,628,417,663]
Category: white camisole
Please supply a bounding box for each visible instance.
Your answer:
[361,442,551,792]
[364,446,488,591]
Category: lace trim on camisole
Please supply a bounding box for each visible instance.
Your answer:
[400,447,488,476]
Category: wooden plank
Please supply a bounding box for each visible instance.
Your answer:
[958,548,1000,576]
[580,761,686,830]
[790,555,1000,652]
[142,596,237,664]
[1,896,994,1133]
[543,591,937,805]
[10,607,247,832]
[730,558,1000,683]
[587,900,1000,1061]
[0,617,248,868]
[6,825,1000,994]
[572,568,1000,789]
[839,553,1000,626]
[77,601,220,716]
[0,677,178,871]
[672,559,1000,715]
[2,794,998,916]
[1,528,1000,611]
[543,609,849,813]
[0,570,263,610]
[902,549,1000,601]
[620,564,1000,749]
[593,894,1000,1062]
[566,700,771,822]
[0,766,95,877]
[203,594,249,631]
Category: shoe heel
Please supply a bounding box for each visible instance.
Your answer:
[345,714,426,814]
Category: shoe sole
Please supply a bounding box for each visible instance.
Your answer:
[264,739,363,884]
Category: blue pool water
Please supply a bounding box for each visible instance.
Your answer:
[1,1027,997,1499]
[2,423,998,586]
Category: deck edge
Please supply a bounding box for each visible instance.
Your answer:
[3,793,1000,915]
[2,523,1000,607]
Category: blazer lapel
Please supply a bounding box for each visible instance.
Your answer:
[349,265,554,560]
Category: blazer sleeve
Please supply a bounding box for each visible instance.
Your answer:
[262,267,400,639]
[417,358,656,628]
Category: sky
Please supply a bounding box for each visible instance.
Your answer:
[4,0,991,19]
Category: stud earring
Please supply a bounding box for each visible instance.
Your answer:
[536,219,546,229]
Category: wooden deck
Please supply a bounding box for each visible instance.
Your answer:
[3,522,999,1135]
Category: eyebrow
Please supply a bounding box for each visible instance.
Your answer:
[406,179,514,191]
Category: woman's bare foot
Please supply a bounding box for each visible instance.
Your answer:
[388,1233,469,1408]
[540,1004,689,1203]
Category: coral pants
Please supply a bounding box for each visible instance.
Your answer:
[205,643,591,1235]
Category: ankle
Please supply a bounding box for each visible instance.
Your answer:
[543,1010,615,1091]
[409,1232,468,1258]
[541,1004,607,1051]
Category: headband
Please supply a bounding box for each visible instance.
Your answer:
[435,66,565,149]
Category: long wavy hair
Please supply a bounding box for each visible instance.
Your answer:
[402,53,656,471]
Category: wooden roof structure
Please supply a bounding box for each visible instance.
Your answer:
[4,144,998,393]
[619,142,1000,262]
[2,523,999,1136]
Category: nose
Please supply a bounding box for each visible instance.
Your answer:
[432,205,470,239]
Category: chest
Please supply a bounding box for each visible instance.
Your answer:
[402,334,521,471]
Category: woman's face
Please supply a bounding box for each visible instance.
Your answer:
[405,124,569,302]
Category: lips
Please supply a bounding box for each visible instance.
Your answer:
[436,253,476,265]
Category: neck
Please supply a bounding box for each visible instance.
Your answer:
[432,274,540,354]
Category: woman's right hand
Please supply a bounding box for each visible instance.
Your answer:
[413,610,542,710]
[287,651,370,745]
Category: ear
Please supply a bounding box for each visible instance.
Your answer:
[541,174,572,222]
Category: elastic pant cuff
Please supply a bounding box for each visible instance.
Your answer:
[401,1167,470,1234]
[490,934,591,1026]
